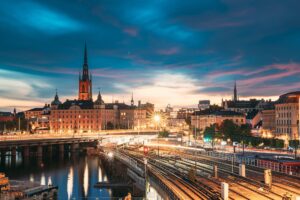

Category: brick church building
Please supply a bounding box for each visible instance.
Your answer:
[26,44,152,133]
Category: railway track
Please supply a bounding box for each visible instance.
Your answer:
[160,156,278,200]
[121,149,221,199]
[119,148,300,200]
[171,150,300,199]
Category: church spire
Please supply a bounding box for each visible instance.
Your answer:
[233,81,238,102]
[95,88,104,105]
[78,43,93,101]
[131,92,134,106]
[82,42,89,81]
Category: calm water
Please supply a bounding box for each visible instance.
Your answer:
[0,152,165,199]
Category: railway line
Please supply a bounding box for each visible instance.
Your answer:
[159,156,282,200]
[117,147,300,200]
[169,150,300,199]
[121,149,221,199]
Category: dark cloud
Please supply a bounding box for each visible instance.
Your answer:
[0,0,299,109]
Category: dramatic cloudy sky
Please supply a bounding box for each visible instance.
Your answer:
[0,0,300,111]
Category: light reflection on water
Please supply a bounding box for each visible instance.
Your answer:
[83,160,89,197]
[40,173,46,186]
[0,152,166,199]
[67,167,73,200]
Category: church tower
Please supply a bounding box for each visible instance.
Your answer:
[78,43,92,101]
[131,92,134,107]
[233,81,238,102]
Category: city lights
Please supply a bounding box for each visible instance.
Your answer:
[0,1,300,199]
[153,114,161,123]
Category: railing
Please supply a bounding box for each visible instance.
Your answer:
[114,151,144,176]
[0,129,156,141]
[198,150,300,177]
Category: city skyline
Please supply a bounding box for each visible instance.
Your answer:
[1,0,300,111]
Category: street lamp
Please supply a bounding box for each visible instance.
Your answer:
[154,115,160,123]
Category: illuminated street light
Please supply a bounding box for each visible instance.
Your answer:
[107,152,114,158]
[154,114,161,123]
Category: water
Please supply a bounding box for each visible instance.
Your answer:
[0,152,166,199]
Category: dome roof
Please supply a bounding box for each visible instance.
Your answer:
[94,91,104,105]
[51,91,62,105]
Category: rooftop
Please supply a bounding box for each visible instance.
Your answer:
[0,112,13,117]
[194,109,244,116]
[277,91,300,104]
[226,99,261,108]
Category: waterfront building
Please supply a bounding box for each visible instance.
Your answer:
[24,104,50,132]
[25,44,149,133]
[119,106,147,129]
[275,91,300,140]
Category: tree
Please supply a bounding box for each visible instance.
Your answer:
[203,124,216,141]
[159,129,169,137]
[240,124,251,137]
[203,124,222,141]
[219,120,239,139]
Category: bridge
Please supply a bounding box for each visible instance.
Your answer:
[0,130,156,159]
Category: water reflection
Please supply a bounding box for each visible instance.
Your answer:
[29,174,34,182]
[48,176,52,186]
[98,166,102,182]
[40,173,46,186]
[0,152,166,199]
[67,167,73,200]
[83,161,89,197]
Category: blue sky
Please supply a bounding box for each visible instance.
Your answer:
[0,0,300,111]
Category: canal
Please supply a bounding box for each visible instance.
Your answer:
[0,152,167,199]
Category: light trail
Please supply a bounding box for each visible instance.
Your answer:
[146,143,205,152]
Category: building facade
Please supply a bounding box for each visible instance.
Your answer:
[198,100,210,111]
[24,105,50,132]
[0,110,16,122]
[275,91,300,140]
[78,43,92,101]
[191,110,246,131]
[24,44,149,133]
[222,82,268,114]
